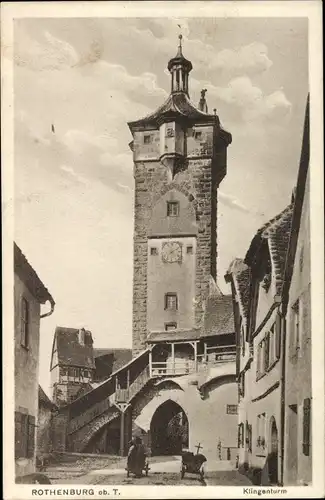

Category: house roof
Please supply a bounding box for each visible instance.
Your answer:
[225,258,251,319]
[245,204,293,294]
[39,385,56,409]
[93,348,132,374]
[203,294,235,338]
[282,96,310,313]
[14,243,54,305]
[53,327,95,369]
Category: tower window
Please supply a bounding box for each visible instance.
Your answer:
[143,134,153,144]
[150,247,158,256]
[167,201,179,217]
[194,131,202,140]
[165,293,178,311]
[186,245,193,254]
[166,127,174,138]
[165,322,177,331]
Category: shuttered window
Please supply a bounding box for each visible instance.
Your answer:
[264,333,270,371]
[15,411,29,459]
[276,314,282,360]
[238,423,244,448]
[302,398,311,456]
[27,415,36,458]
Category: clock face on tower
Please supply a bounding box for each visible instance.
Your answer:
[162,241,182,263]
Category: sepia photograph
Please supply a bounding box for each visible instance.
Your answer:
[2,1,324,499]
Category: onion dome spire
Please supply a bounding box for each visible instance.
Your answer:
[167,34,193,96]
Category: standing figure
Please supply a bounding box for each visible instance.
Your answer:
[126,436,147,478]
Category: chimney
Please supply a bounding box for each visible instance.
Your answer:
[78,328,86,346]
[198,89,208,113]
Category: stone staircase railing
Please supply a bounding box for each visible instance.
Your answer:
[67,397,111,435]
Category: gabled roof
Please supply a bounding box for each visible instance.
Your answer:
[203,294,235,338]
[245,204,293,294]
[53,327,95,369]
[39,385,56,409]
[282,96,310,313]
[14,242,54,305]
[225,258,251,320]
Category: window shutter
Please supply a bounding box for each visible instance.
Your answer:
[248,424,252,452]
[264,334,270,371]
[27,415,36,458]
[302,398,311,456]
[15,412,22,459]
[276,316,281,360]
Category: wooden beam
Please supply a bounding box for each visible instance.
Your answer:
[119,411,125,456]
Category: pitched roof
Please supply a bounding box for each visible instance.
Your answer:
[282,96,310,312]
[54,327,95,369]
[147,329,201,343]
[14,243,54,305]
[39,385,56,409]
[93,348,132,374]
[225,258,251,319]
[203,294,235,338]
[245,204,293,295]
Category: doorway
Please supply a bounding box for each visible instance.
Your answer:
[84,416,120,455]
[150,400,188,456]
[268,417,279,485]
[286,404,298,484]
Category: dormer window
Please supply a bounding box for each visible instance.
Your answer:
[167,201,179,217]
[144,134,153,144]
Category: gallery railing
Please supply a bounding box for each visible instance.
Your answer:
[151,345,236,377]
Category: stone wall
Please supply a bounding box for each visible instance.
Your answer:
[37,405,53,455]
[51,409,69,452]
[14,274,41,477]
[132,158,218,355]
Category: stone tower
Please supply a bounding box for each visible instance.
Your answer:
[128,36,232,356]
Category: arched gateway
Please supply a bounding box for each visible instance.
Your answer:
[150,400,188,456]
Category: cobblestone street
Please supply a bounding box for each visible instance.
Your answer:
[42,455,252,486]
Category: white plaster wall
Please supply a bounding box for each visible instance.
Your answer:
[135,372,238,460]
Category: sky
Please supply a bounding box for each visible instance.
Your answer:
[13,17,308,395]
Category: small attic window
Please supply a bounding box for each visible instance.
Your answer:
[144,134,153,144]
[261,258,272,292]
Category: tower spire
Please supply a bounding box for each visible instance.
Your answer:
[177,34,183,56]
[168,35,193,95]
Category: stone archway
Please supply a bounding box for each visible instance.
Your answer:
[83,414,121,455]
[150,400,188,456]
[268,416,279,485]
